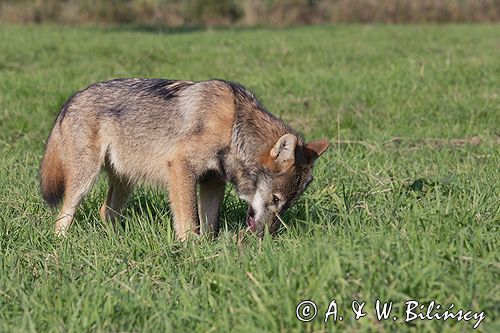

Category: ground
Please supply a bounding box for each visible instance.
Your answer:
[0,24,499,332]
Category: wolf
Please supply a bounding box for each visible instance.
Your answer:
[40,78,329,239]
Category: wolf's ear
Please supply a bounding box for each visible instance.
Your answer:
[305,139,329,163]
[268,133,297,171]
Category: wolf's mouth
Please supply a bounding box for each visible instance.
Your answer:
[246,207,257,231]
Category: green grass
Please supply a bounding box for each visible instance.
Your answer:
[0,24,499,333]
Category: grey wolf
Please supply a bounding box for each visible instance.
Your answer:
[40,78,329,239]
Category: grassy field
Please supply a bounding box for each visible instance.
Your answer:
[0,24,499,333]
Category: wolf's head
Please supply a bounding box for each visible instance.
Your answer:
[241,133,329,237]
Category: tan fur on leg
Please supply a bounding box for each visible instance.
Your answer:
[166,161,199,240]
[199,173,225,236]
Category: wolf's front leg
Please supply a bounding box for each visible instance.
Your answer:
[199,172,225,236]
[166,162,199,240]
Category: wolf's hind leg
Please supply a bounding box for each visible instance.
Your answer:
[199,172,225,236]
[55,163,101,236]
[99,169,133,223]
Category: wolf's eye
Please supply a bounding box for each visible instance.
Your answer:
[272,194,280,205]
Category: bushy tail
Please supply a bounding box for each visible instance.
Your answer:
[40,132,65,207]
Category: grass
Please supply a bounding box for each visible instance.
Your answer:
[0,24,499,333]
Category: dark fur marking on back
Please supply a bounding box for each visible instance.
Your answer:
[105,107,124,117]
[56,91,80,125]
[138,79,192,101]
